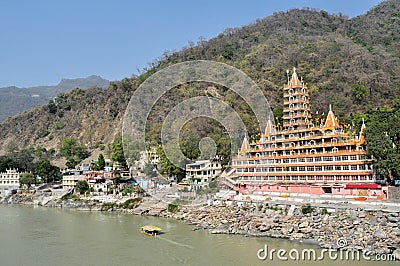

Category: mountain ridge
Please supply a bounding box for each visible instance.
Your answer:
[0,75,110,121]
[0,0,399,163]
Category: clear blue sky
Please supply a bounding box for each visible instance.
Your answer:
[0,0,382,87]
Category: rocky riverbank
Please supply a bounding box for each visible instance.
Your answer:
[161,202,400,259]
[2,192,399,259]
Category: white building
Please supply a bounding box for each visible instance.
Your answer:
[185,160,222,184]
[0,169,22,194]
[62,170,85,190]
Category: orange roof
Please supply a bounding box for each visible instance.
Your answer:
[264,117,275,137]
[323,105,339,130]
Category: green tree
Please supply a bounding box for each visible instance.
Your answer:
[94,153,106,171]
[0,156,19,172]
[111,136,127,168]
[351,84,370,102]
[60,138,90,168]
[13,148,35,172]
[20,173,35,189]
[75,180,89,194]
[157,145,185,180]
[365,106,400,183]
[34,160,60,183]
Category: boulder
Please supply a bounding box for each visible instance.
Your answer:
[393,249,400,260]
[281,225,294,235]
[300,227,313,234]
[299,221,309,228]
[358,212,366,218]
[373,230,387,239]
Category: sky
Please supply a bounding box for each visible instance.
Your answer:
[0,0,383,88]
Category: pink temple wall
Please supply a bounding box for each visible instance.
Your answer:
[235,183,386,198]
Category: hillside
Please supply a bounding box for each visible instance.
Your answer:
[0,0,399,162]
[0,75,110,121]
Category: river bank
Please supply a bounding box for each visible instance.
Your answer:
[1,191,400,260]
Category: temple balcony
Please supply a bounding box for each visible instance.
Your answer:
[283,99,309,105]
[283,92,309,98]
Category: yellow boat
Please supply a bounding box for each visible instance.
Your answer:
[141,225,162,236]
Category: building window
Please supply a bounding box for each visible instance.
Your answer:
[351,176,358,180]
[335,156,341,161]
[351,165,358,170]
[316,176,323,181]
[315,157,322,162]
[335,166,341,171]
[342,155,348,160]
[299,166,305,171]
[306,157,313,162]
[336,176,342,181]
[325,165,333,171]
[307,166,314,171]
[350,155,357,160]
[308,176,315,180]
[342,165,349,170]
[323,156,333,161]
[316,166,322,171]
[359,165,366,170]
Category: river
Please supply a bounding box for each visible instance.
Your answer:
[0,205,397,266]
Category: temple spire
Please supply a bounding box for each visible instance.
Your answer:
[264,116,275,137]
[323,105,340,130]
[358,118,366,143]
[289,67,301,88]
[240,135,250,154]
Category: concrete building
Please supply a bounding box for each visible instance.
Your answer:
[185,160,222,184]
[0,169,22,194]
[62,170,85,190]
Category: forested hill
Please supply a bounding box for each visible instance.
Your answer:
[0,0,399,158]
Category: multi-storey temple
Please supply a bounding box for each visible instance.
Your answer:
[226,68,387,199]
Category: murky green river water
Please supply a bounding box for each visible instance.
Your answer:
[0,205,397,266]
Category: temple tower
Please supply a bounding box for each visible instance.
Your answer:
[282,68,313,130]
